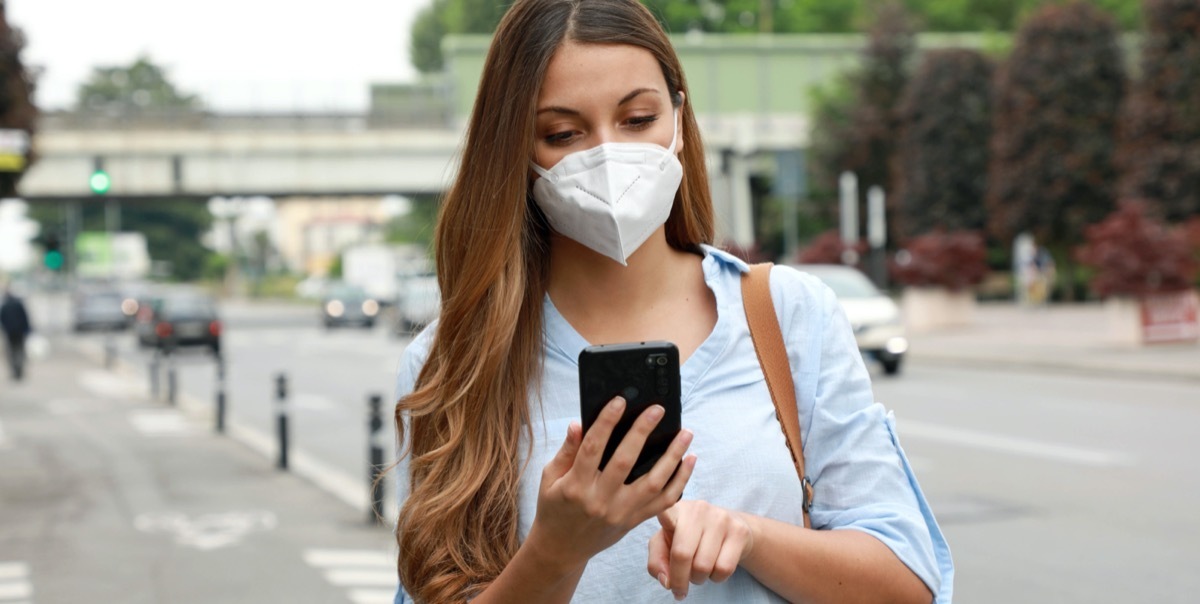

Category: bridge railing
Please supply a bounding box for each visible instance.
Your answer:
[38,109,455,133]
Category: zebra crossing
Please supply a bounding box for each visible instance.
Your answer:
[0,561,33,603]
[304,548,398,604]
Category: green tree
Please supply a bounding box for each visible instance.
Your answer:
[76,55,200,113]
[987,2,1126,299]
[1118,0,1200,222]
[411,1,448,73]
[410,0,510,75]
[894,48,993,238]
[0,2,36,198]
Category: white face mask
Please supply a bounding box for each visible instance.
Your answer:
[530,110,683,266]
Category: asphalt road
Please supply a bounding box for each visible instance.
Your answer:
[37,294,1200,602]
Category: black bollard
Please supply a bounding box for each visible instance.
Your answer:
[275,373,289,470]
[215,355,227,434]
[367,393,386,524]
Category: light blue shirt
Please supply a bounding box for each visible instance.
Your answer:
[394,245,953,603]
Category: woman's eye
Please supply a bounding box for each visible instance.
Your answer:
[627,115,659,130]
[544,131,576,145]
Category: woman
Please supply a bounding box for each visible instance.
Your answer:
[393,0,953,602]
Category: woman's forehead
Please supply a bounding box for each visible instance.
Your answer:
[537,41,668,109]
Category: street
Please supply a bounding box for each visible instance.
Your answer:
[6,294,1200,602]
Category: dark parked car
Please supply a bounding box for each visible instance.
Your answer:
[136,291,222,355]
[321,283,380,328]
[73,289,130,332]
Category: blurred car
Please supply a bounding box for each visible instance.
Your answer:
[321,283,380,328]
[792,264,908,375]
[394,274,440,335]
[72,289,130,332]
[135,290,222,355]
[117,282,157,327]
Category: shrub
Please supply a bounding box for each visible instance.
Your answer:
[891,230,989,291]
[794,229,866,265]
[1074,201,1197,297]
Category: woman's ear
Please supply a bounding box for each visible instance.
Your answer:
[674,91,686,156]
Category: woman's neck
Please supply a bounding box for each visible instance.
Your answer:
[546,228,700,323]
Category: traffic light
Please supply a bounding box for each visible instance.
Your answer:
[43,233,63,271]
[90,169,111,195]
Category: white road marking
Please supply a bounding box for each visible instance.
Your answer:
[291,393,336,411]
[326,570,400,587]
[0,561,29,580]
[78,370,141,400]
[135,511,277,551]
[304,549,398,604]
[0,561,31,600]
[128,411,193,436]
[349,588,397,604]
[900,420,1134,467]
[304,550,393,568]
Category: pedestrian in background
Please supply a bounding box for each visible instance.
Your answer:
[1,281,32,381]
[390,1,952,602]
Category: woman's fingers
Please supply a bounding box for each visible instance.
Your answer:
[710,531,743,584]
[637,428,694,493]
[541,421,583,482]
[667,514,702,600]
[574,397,626,472]
[689,524,725,585]
[599,403,665,487]
[647,528,671,588]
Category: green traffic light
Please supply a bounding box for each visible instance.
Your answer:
[44,250,64,270]
[90,170,111,195]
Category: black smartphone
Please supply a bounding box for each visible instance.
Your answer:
[579,341,682,484]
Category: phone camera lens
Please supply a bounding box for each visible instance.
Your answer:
[656,356,668,366]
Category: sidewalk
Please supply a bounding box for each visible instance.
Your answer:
[0,349,399,604]
[905,302,1200,381]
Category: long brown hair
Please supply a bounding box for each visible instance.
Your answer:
[396,1,714,601]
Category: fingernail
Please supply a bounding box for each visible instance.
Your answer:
[611,396,626,412]
[647,405,664,421]
[674,591,686,601]
[658,572,668,589]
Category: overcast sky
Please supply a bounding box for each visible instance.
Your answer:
[8,0,429,112]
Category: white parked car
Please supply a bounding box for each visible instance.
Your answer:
[792,264,908,375]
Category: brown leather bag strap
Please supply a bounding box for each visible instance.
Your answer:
[741,263,814,528]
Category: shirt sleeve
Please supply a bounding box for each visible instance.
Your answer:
[392,323,437,604]
[771,267,952,602]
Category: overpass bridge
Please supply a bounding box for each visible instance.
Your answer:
[21,110,809,246]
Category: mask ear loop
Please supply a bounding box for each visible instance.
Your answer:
[659,108,680,171]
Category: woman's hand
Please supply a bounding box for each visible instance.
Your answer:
[647,501,757,601]
[526,397,697,574]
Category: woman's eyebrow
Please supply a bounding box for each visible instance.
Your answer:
[536,88,662,116]
[618,87,659,105]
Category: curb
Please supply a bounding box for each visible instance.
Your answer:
[908,351,1200,383]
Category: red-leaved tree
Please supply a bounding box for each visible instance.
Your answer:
[1074,201,1197,297]
[890,230,989,291]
